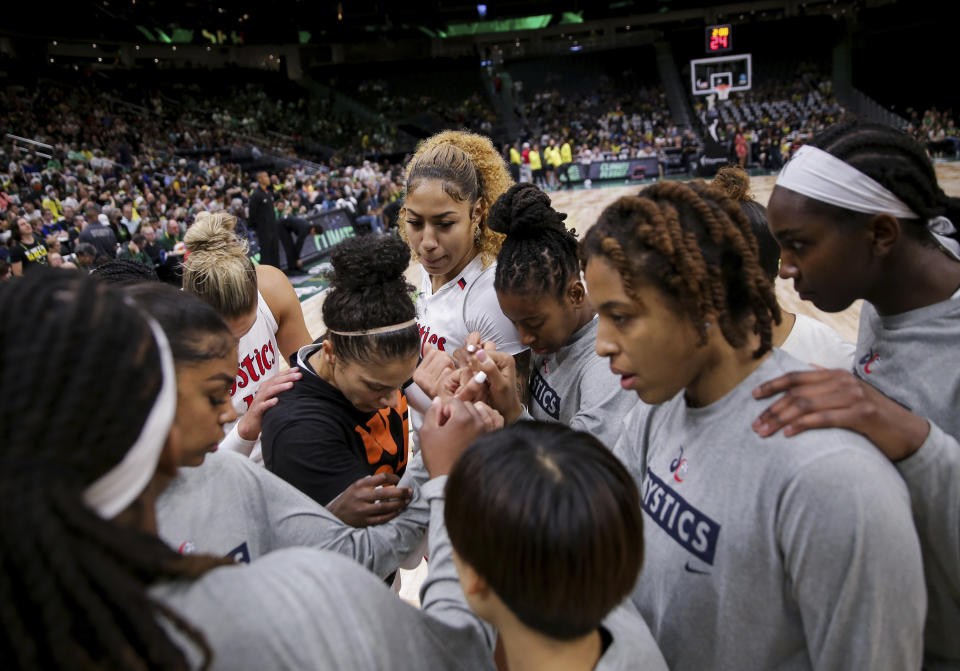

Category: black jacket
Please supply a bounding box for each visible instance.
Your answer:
[261,348,409,506]
[247,186,276,231]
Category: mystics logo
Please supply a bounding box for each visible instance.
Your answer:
[669,446,689,483]
[530,367,560,419]
[859,348,880,374]
[641,470,721,566]
[231,340,277,408]
[417,322,447,355]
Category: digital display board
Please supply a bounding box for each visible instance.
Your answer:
[706,24,732,53]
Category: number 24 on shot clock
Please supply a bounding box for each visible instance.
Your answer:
[706,24,733,53]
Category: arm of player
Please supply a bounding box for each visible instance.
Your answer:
[418,398,499,652]
[256,264,313,360]
[779,449,926,671]
[569,355,642,449]
[893,419,960,642]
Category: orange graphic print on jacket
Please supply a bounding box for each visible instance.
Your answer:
[354,391,409,476]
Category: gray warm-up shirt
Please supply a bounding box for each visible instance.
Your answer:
[520,317,639,449]
[855,293,960,668]
[152,477,497,670]
[614,348,926,671]
[156,449,429,578]
[597,603,669,671]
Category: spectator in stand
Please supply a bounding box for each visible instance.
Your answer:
[108,209,132,246]
[74,242,97,271]
[140,224,163,266]
[159,219,184,254]
[9,217,49,275]
[0,259,10,281]
[119,233,155,270]
[77,213,118,259]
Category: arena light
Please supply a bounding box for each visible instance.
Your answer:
[136,25,157,42]
[444,14,552,37]
[477,4,487,17]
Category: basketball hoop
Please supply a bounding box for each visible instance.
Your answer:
[716,84,731,102]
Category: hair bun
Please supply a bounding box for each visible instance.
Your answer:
[329,234,410,291]
[488,183,568,238]
[183,211,245,255]
[712,166,752,203]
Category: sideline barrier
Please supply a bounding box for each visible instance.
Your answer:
[558,156,660,185]
[278,207,356,268]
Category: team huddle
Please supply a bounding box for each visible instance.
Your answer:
[1,117,958,671]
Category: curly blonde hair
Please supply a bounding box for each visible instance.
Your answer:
[398,130,513,268]
[183,210,258,319]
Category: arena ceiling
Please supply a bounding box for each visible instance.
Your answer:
[6,0,797,44]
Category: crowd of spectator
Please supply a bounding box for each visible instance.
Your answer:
[905,107,960,159]
[3,57,955,281]
[0,72,408,279]
[694,67,846,171]
[356,78,499,137]
[519,81,680,161]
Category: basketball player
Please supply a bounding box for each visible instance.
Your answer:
[260,235,423,523]
[712,166,855,368]
[125,281,430,572]
[453,183,638,449]
[751,119,960,668]
[440,420,668,670]
[0,269,501,670]
[581,181,925,670]
[398,130,525,410]
[183,210,310,463]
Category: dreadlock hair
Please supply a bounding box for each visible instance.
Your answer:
[322,234,419,365]
[125,283,236,365]
[808,118,960,247]
[399,130,514,268]
[488,183,579,299]
[581,180,781,358]
[0,269,231,670]
[92,258,160,284]
[713,166,781,281]
[445,421,643,640]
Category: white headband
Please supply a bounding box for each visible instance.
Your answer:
[82,317,177,519]
[777,145,960,262]
[328,319,418,337]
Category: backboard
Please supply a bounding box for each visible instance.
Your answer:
[690,53,752,96]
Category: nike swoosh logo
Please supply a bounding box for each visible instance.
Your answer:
[684,562,710,575]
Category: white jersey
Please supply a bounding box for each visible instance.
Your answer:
[222,289,280,463]
[415,254,524,356]
[781,313,856,371]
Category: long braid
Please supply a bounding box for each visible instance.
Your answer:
[0,270,231,670]
[581,180,780,358]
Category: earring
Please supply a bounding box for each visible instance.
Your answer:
[474,225,482,244]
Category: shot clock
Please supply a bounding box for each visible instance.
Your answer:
[706,24,733,53]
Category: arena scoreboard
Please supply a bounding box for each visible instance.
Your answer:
[706,24,732,53]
